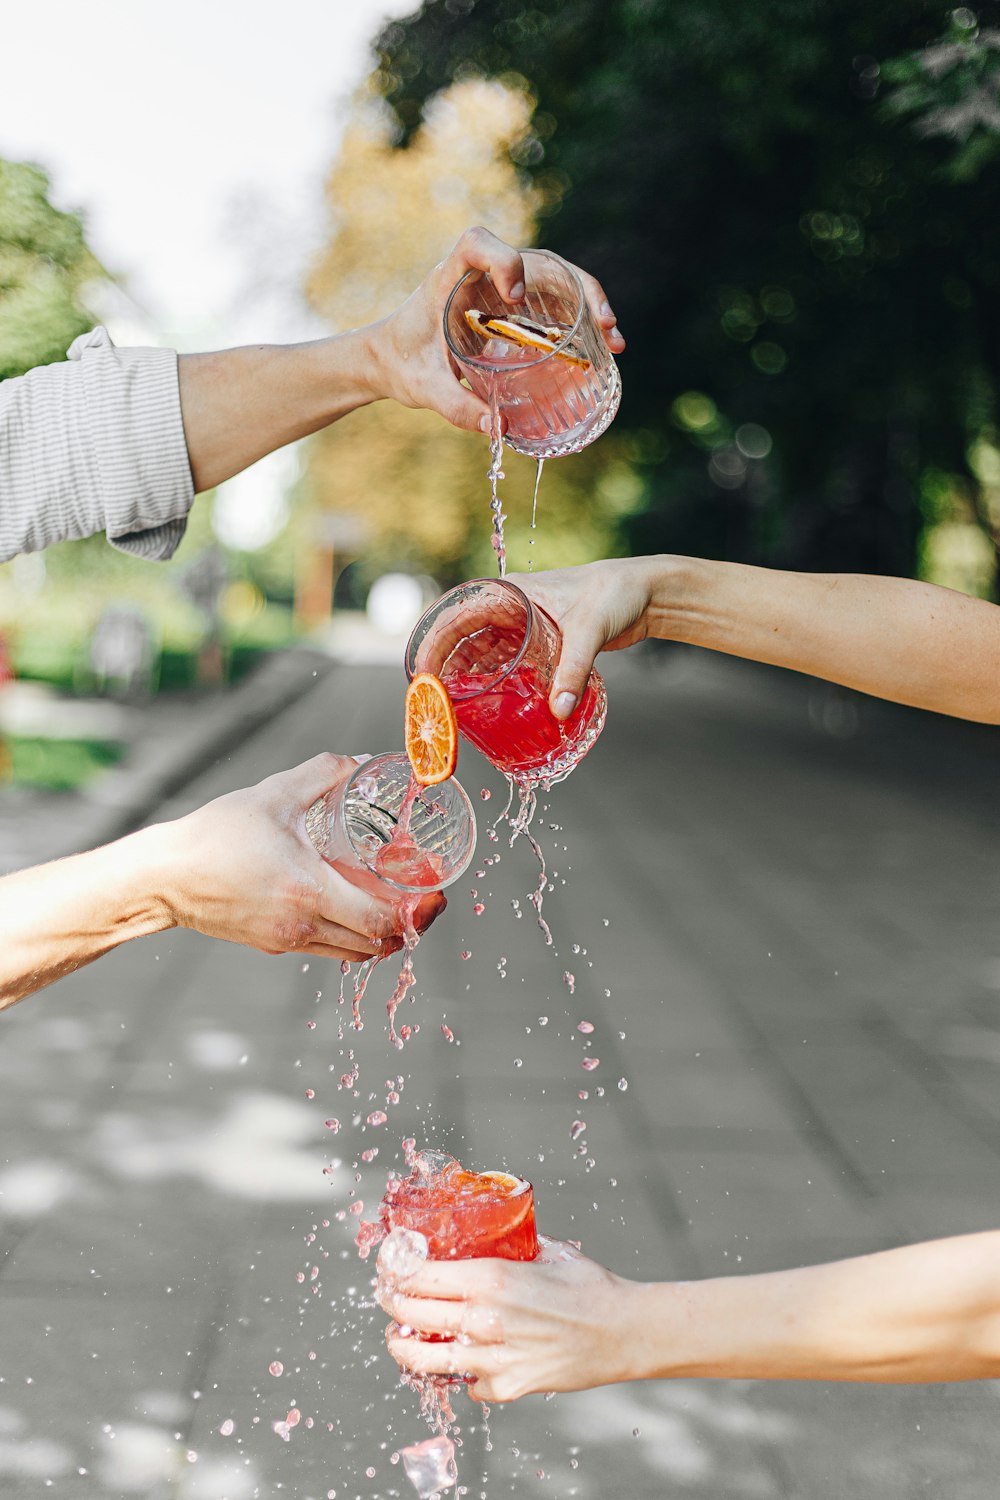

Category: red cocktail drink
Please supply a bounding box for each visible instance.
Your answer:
[384,1164,538,1262]
[406,580,606,787]
[445,661,606,780]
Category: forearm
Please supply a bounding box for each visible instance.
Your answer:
[178,327,383,492]
[651,557,1000,723]
[0,826,174,1009]
[630,1232,1000,1383]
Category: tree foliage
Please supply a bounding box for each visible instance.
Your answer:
[0,160,101,382]
[373,1,1000,580]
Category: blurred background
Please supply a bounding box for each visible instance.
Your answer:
[5,6,1000,1499]
[3,0,999,790]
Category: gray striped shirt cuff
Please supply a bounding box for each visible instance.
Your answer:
[0,326,194,564]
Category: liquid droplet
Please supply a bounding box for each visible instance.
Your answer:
[268,1361,283,1377]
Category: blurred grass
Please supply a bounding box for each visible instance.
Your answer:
[5,735,125,790]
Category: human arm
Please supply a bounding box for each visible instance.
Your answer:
[378,1230,1000,1401]
[512,555,1000,725]
[0,752,442,1010]
[0,228,623,565]
[178,225,624,490]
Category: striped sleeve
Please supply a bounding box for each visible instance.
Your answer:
[0,326,194,564]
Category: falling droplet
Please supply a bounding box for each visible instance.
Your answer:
[268,1361,283,1377]
[367,1110,388,1127]
[480,788,492,801]
[460,950,472,960]
[570,1120,586,1140]
[473,903,485,916]
[582,1057,600,1071]
[618,1078,629,1092]
[577,1020,594,1034]
[324,1119,340,1132]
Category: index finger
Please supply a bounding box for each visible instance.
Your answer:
[566,263,625,352]
[441,226,525,304]
[380,1255,500,1300]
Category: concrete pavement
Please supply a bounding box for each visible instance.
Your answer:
[2,646,1000,1498]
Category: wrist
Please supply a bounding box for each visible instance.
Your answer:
[113,823,182,937]
[312,325,384,415]
[348,315,395,406]
[643,555,718,646]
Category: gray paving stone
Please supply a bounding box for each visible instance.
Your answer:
[4,652,1000,1496]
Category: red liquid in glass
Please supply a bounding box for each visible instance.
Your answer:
[444,661,602,778]
[373,837,444,889]
[383,1166,538,1262]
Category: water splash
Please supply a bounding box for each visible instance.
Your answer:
[527,457,544,572]
[487,386,507,578]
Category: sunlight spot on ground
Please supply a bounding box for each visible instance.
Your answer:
[0,1160,82,1218]
[96,1422,178,1491]
[91,1090,347,1200]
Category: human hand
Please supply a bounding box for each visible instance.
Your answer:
[377,1235,637,1402]
[370,226,625,433]
[150,753,445,962]
[511,557,663,719]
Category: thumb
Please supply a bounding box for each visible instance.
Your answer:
[432,376,499,436]
[549,619,606,720]
[288,751,359,804]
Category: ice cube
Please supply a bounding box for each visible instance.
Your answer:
[399,1435,457,1497]
[380,1227,429,1284]
[412,1149,459,1181]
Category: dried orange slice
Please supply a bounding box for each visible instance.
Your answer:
[464,307,591,368]
[405,672,458,786]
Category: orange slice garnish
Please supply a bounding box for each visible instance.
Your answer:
[464,307,591,369]
[405,672,459,786]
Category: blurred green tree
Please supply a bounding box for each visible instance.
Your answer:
[372,1,1000,582]
[0,159,101,381]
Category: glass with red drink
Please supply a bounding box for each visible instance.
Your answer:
[443,248,621,458]
[383,1162,539,1262]
[305,752,476,898]
[405,580,606,787]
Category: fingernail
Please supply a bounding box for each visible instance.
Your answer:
[554,691,577,718]
[600,300,613,319]
[352,752,373,764]
[509,280,525,300]
[479,413,492,433]
[610,324,622,341]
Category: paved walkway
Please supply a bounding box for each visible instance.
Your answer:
[2,648,1000,1499]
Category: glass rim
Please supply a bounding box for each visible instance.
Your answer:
[442,247,587,373]
[404,578,537,702]
[341,751,475,893]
